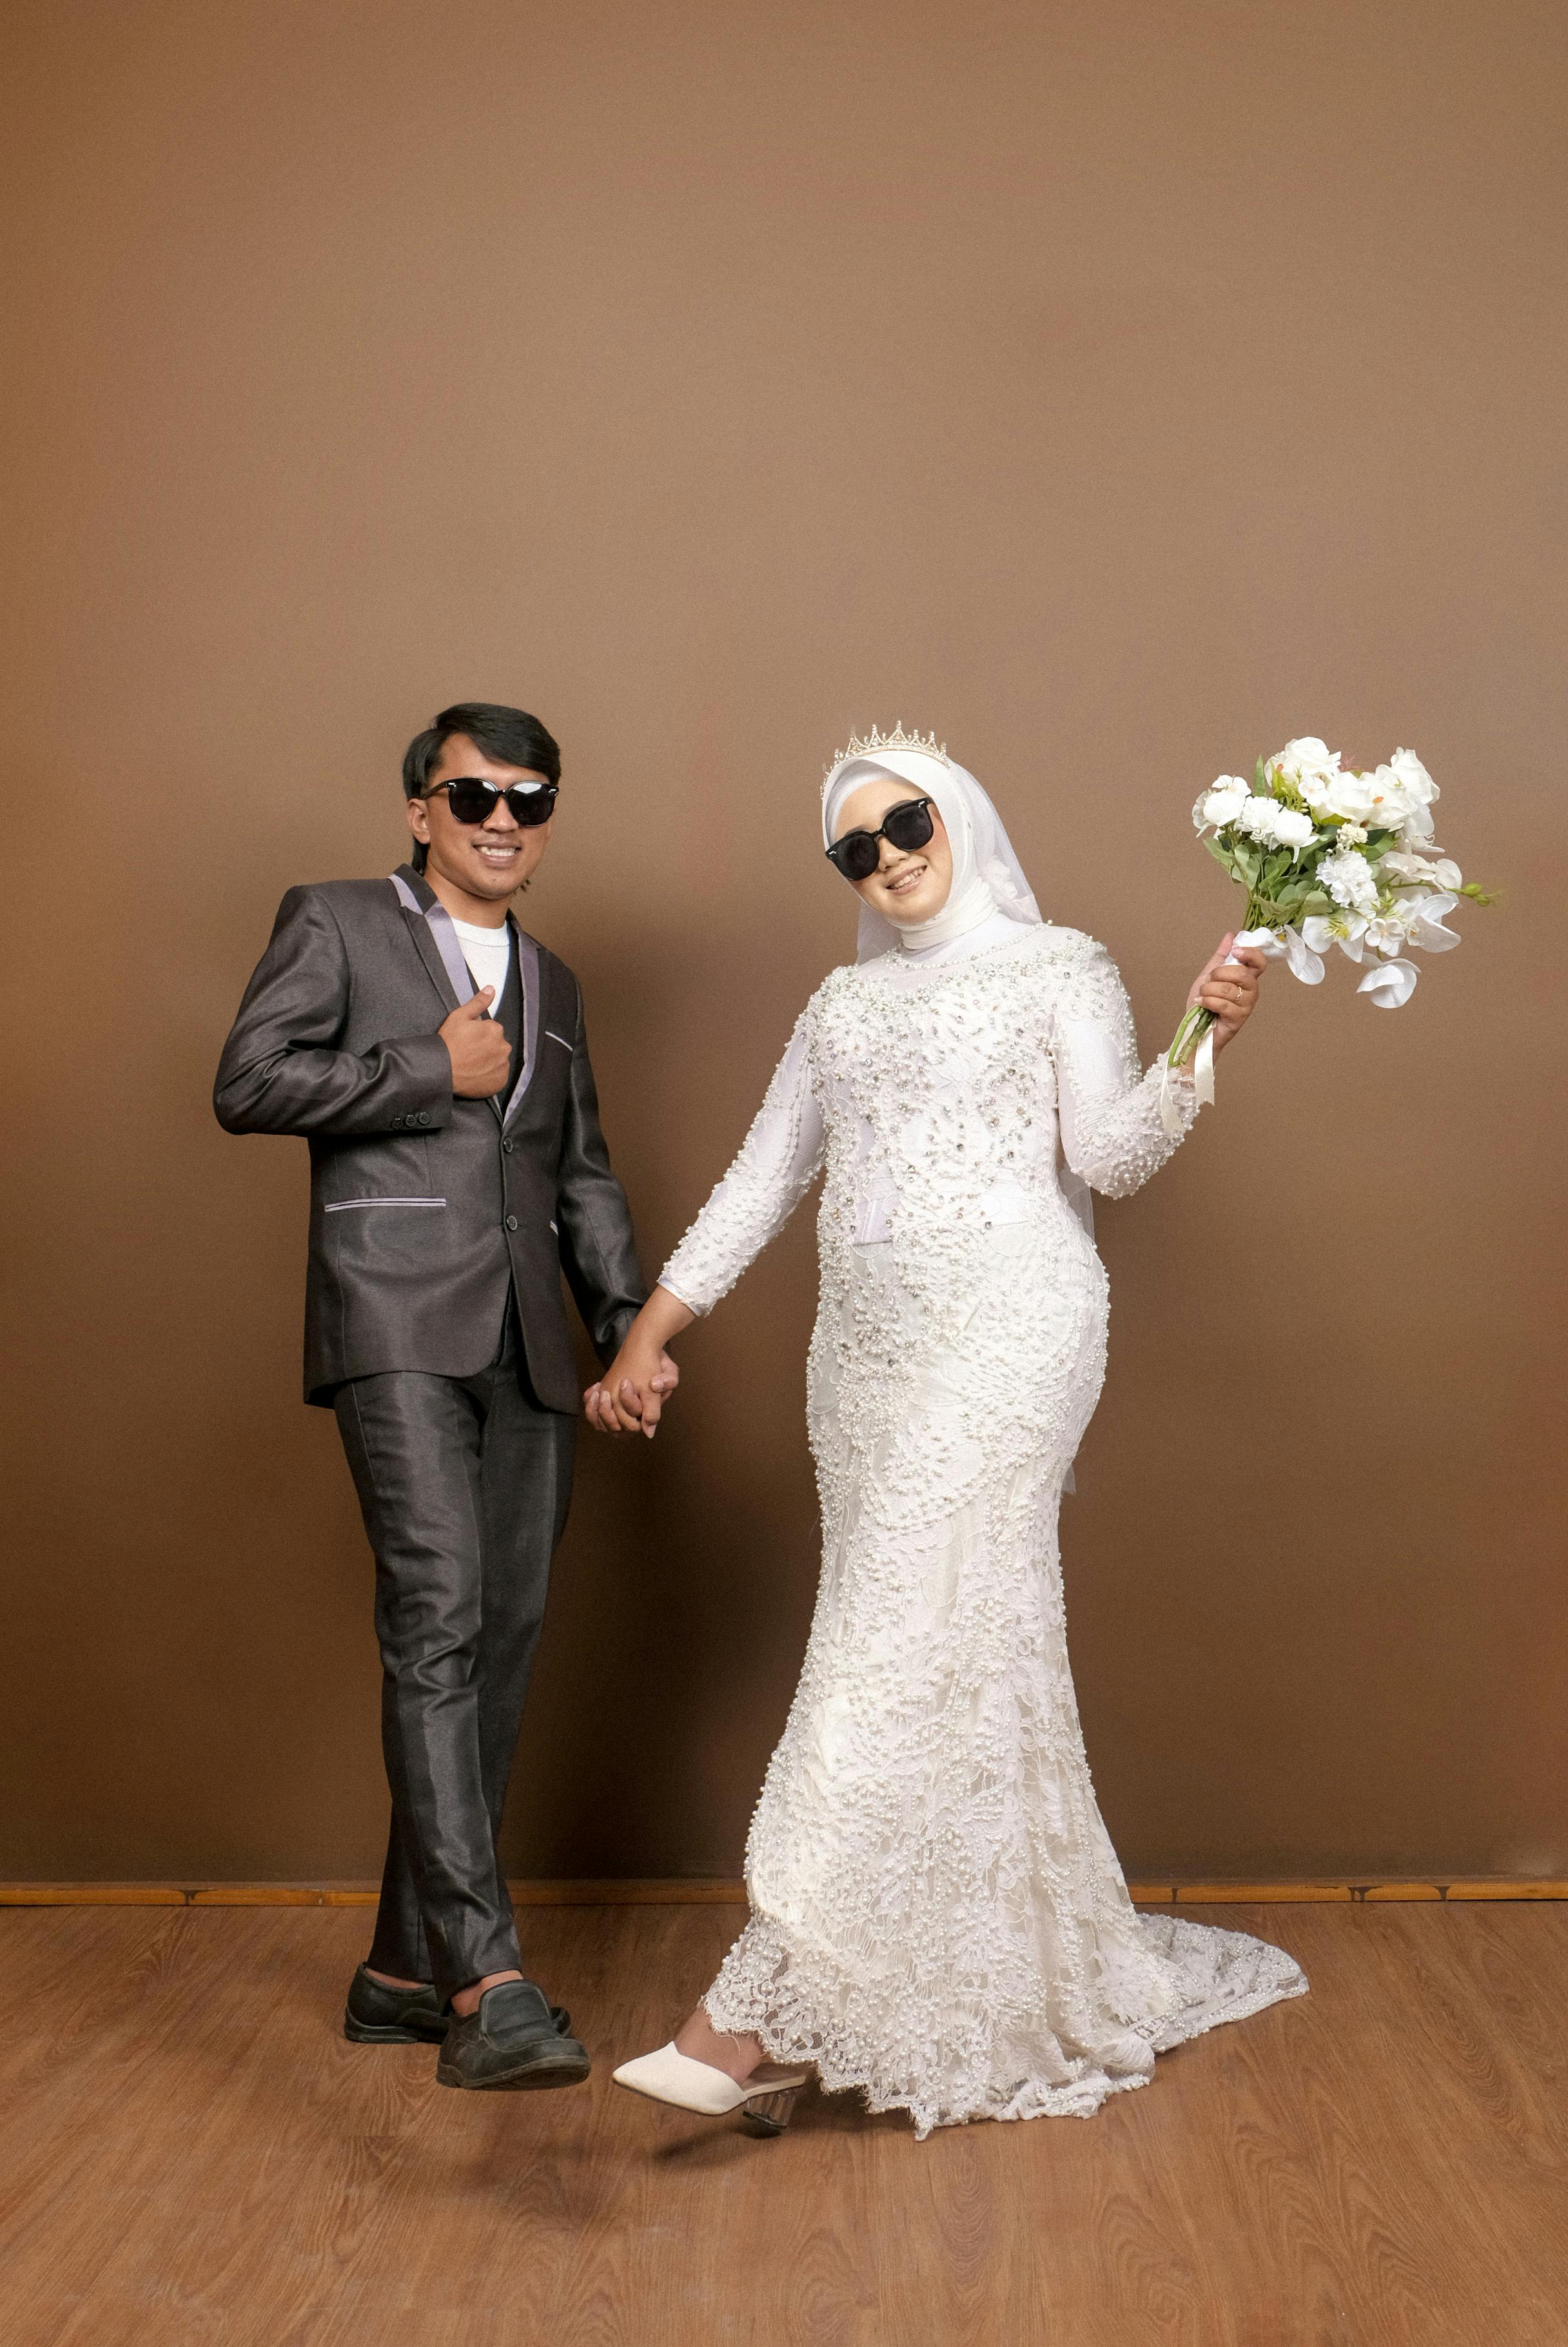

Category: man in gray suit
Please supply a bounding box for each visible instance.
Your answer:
[216,702,664,2092]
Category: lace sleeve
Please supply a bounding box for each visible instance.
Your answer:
[658,1010,825,1315]
[1051,939,1197,1200]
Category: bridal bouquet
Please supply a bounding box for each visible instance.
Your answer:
[1164,736,1492,1096]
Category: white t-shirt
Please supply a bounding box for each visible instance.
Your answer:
[449,916,511,1016]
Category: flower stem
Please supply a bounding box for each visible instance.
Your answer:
[1166,1003,1215,1072]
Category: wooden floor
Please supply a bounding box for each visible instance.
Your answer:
[2,1903,1565,2347]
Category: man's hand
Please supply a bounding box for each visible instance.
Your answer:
[584,1345,680,1440]
[440,989,511,1097]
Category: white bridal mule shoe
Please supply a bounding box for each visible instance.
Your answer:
[612,2043,809,2135]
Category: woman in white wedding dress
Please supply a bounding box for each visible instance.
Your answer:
[594,731,1306,2137]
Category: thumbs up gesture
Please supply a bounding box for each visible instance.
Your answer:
[439,988,512,1097]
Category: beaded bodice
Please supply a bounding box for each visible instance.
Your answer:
[660,926,1195,1319]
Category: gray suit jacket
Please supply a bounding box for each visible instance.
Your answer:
[214,863,645,1412]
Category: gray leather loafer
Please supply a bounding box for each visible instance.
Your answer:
[435,1979,591,2091]
[344,1964,571,2046]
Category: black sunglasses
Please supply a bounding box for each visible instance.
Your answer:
[825,796,934,882]
[422,777,559,827]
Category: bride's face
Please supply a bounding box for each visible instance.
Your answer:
[833,776,954,925]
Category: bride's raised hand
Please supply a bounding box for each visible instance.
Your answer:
[1188,933,1267,1052]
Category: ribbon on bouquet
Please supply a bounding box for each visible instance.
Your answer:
[1158,1019,1216,1138]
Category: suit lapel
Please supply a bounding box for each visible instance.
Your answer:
[388,867,474,1015]
[389,871,547,1131]
[502,925,543,1129]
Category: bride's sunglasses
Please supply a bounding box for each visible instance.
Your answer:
[422,778,559,827]
[825,796,934,882]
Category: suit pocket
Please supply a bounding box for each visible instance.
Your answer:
[325,1197,447,1212]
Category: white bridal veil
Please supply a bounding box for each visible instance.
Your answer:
[821,739,1043,963]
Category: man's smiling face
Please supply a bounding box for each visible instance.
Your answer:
[407,732,554,912]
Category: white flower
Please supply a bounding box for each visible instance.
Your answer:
[1389,747,1438,809]
[1337,822,1369,846]
[1270,805,1318,849]
[1325,767,1382,824]
[1381,848,1462,891]
[1319,845,1381,915]
[1301,910,1369,961]
[1235,795,1317,852]
[1361,908,1413,957]
[1347,752,1439,841]
[1269,736,1341,809]
[1356,890,1459,959]
[1399,889,1462,953]
[1387,749,1439,844]
[1195,777,1251,832]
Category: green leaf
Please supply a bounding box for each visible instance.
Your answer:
[1253,756,1268,791]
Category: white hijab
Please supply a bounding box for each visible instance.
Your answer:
[821,745,1043,963]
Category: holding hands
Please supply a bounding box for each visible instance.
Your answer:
[585,1285,695,1439]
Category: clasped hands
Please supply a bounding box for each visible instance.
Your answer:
[583,1346,680,1438]
[584,1286,696,1438]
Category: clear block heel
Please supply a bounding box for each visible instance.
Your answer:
[742,2085,800,2136]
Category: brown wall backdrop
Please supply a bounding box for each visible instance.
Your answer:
[3,0,1564,1885]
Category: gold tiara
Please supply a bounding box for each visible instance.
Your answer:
[825,722,949,778]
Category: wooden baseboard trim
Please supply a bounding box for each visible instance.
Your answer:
[0,1878,746,1909]
[2,1877,1567,1909]
[1132,1881,1568,1903]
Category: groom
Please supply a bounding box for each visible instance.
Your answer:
[215,702,662,2091]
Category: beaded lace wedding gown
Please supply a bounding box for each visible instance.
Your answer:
[659,912,1306,2136]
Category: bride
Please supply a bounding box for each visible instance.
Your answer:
[590,728,1306,2137]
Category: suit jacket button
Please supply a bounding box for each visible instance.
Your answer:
[502,1138,514,1154]
[505,1214,518,1231]
[391,1115,404,1128]
[416,1112,431,1126]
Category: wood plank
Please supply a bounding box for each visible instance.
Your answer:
[1362,1881,1445,1900]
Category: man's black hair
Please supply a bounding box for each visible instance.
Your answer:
[401,702,561,872]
